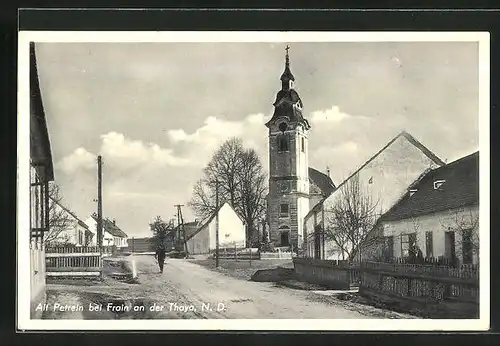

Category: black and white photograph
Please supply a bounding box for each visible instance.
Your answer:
[17,31,490,330]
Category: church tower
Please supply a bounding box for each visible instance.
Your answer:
[265,46,311,252]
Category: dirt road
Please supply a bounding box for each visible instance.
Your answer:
[44,255,410,319]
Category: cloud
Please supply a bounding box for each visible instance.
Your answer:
[310,105,370,124]
[57,147,95,174]
[100,132,189,168]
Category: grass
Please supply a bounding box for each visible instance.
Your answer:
[190,258,294,281]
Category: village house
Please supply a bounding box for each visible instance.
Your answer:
[186,202,246,255]
[303,131,445,260]
[370,151,479,265]
[45,200,92,246]
[29,42,54,318]
[84,214,129,248]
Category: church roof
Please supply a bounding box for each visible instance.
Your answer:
[381,151,478,222]
[280,45,295,82]
[308,167,336,196]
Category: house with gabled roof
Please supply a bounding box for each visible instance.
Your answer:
[46,199,92,246]
[84,214,129,248]
[185,202,246,255]
[303,130,445,260]
[368,151,479,265]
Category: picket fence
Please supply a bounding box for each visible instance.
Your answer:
[45,246,106,278]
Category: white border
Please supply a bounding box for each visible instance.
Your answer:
[17,31,490,331]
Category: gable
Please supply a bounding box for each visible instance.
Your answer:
[321,131,444,217]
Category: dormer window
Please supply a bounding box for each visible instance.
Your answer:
[409,189,418,197]
[433,180,446,190]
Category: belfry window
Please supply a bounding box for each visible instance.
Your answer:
[278,135,289,152]
[301,137,305,152]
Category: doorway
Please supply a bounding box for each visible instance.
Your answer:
[444,231,456,262]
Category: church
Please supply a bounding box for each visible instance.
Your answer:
[265,46,336,252]
[265,46,445,258]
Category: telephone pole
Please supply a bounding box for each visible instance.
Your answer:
[97,155,103,252]
[175,204,188,255]
[215,178,220,268]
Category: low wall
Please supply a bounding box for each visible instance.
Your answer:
[260,251,293,260]
[358,261,479,318]
[293,258,359,290]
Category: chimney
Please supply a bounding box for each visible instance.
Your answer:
[326,166,331,178]
[113,218,116,225]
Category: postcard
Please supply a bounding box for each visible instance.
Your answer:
[17,30,490,331]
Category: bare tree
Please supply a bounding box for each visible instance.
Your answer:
[44,182,73,245]
[188,137,268,247]
[324,174,380,262]
[149,216,173,250]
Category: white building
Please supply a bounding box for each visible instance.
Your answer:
[303,131,445,260]
[373,151,479,265]
[186,202,246,254]
[84,214,128,248]
[45,201,92,246]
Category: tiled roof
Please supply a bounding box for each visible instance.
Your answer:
[91,215,128,238]
[381,151,479,222]
[308,167,336,196]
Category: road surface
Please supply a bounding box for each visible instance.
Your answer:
[44,255,411,319]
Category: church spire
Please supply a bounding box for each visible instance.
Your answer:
[280,45,295,84]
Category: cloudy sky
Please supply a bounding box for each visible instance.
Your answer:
[35,40,479,237]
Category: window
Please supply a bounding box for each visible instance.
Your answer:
[280,204,289,218]
[433,179,446,190]
[278,134,289,152]
[401,233,416,257]
[78,230,84,245]
[279,226,291,247]
[462,229,473,264]
[383,236,394,260]
[301,137,305,152]
[425,231,433,258]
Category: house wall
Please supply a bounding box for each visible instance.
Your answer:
[30,239,46,318]
[209,203,246,249]
[382,205,479,264]
[85,216,98,246]
[187,225,210,255]
[307,135,442,260]
[50,220,88,246]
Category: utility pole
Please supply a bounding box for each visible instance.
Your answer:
[97,155,103,253]
[215,178,220,268]
[175,204,188,256]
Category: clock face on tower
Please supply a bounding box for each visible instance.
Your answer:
[278,122,288,132]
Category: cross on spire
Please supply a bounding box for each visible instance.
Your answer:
[285,45,290,54]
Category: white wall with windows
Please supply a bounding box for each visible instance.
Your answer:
[382,205,479,265]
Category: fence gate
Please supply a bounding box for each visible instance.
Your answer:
[45,246,103,279]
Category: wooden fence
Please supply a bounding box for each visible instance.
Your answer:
[359,261,479,304]
[45,246,103,279]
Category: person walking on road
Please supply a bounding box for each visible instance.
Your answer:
[155,246,167,273]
